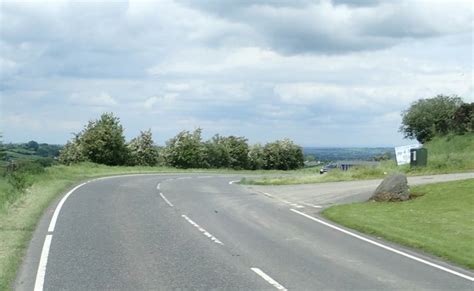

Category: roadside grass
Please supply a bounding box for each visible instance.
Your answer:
[0,162,288,291]
[241,134,474,185]
[240,161,400,185]
[322,179,474,269]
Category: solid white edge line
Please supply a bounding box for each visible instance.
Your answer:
[181,214,223,245]
[290,209,474,282]
[33,234,53,291]
[159,192,174,207]
[229,180,240,185]
[251,267,287,290]
[48,182,88,232]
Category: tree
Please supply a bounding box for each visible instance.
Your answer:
[79,113,128,165]
[262,139,304,170]
[26,140,39,151]
[59,113,128,166]
[127,129,158,166]
[400,95,463,143]
[452,102,473,134]
[164,129,205,168]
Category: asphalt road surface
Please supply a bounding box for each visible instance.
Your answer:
[16,173,474,290]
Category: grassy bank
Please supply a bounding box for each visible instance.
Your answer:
[0,163,286,290]
[242,134,474,185]
[322,179,474,269]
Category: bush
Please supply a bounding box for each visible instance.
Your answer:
[59,137,86,165]
[164,129,205,168]
[4,160,45,192]
[262,139,304,170]
[59,113,128,166]
[248,144,265,170]
[127,129,159,166]
[203,135,231,168]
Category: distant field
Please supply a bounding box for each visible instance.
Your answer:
[303,147,394,162]
[323,179,474,269]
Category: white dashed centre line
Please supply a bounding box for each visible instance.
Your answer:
[159,192,174,207]
[301,202,323,208]
[251,267,287,290]
[181,215,223,245]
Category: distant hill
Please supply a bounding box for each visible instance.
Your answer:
[2,142,62,162]
[303,147,394,162]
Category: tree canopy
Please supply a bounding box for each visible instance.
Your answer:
[400,95,465,143]
[58,113,305,170]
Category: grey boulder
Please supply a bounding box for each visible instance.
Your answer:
[371,173,410,202]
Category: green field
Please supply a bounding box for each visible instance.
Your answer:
[323,179,474,269]
[242,134,474,185]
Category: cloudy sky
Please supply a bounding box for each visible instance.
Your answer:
[1,0,472,147]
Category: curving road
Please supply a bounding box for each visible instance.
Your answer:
[16,173,474,290]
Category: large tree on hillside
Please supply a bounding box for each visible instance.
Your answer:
[400,95,463,143]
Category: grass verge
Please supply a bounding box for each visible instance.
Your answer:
[0,162,285,291]
[322,179,474,269]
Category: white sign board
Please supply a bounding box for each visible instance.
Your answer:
[395,144,421,166]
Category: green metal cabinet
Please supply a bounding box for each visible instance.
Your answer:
[410,148,428,167]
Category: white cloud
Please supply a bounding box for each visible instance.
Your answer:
[1,0,472,145]
[69,92,118,107]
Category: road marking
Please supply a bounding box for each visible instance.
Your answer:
[258,191,304,208]
[281,199,304,209]
[301,202,323,208]
[156,183,160,190]
[262,192,274,198]
[181,215,223,245]
[48,182,88,232]
[290,209,474,282]
[251,267,287,290]
[159,192,174,207]
[229,180,240,185]
[34,234,53,291]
